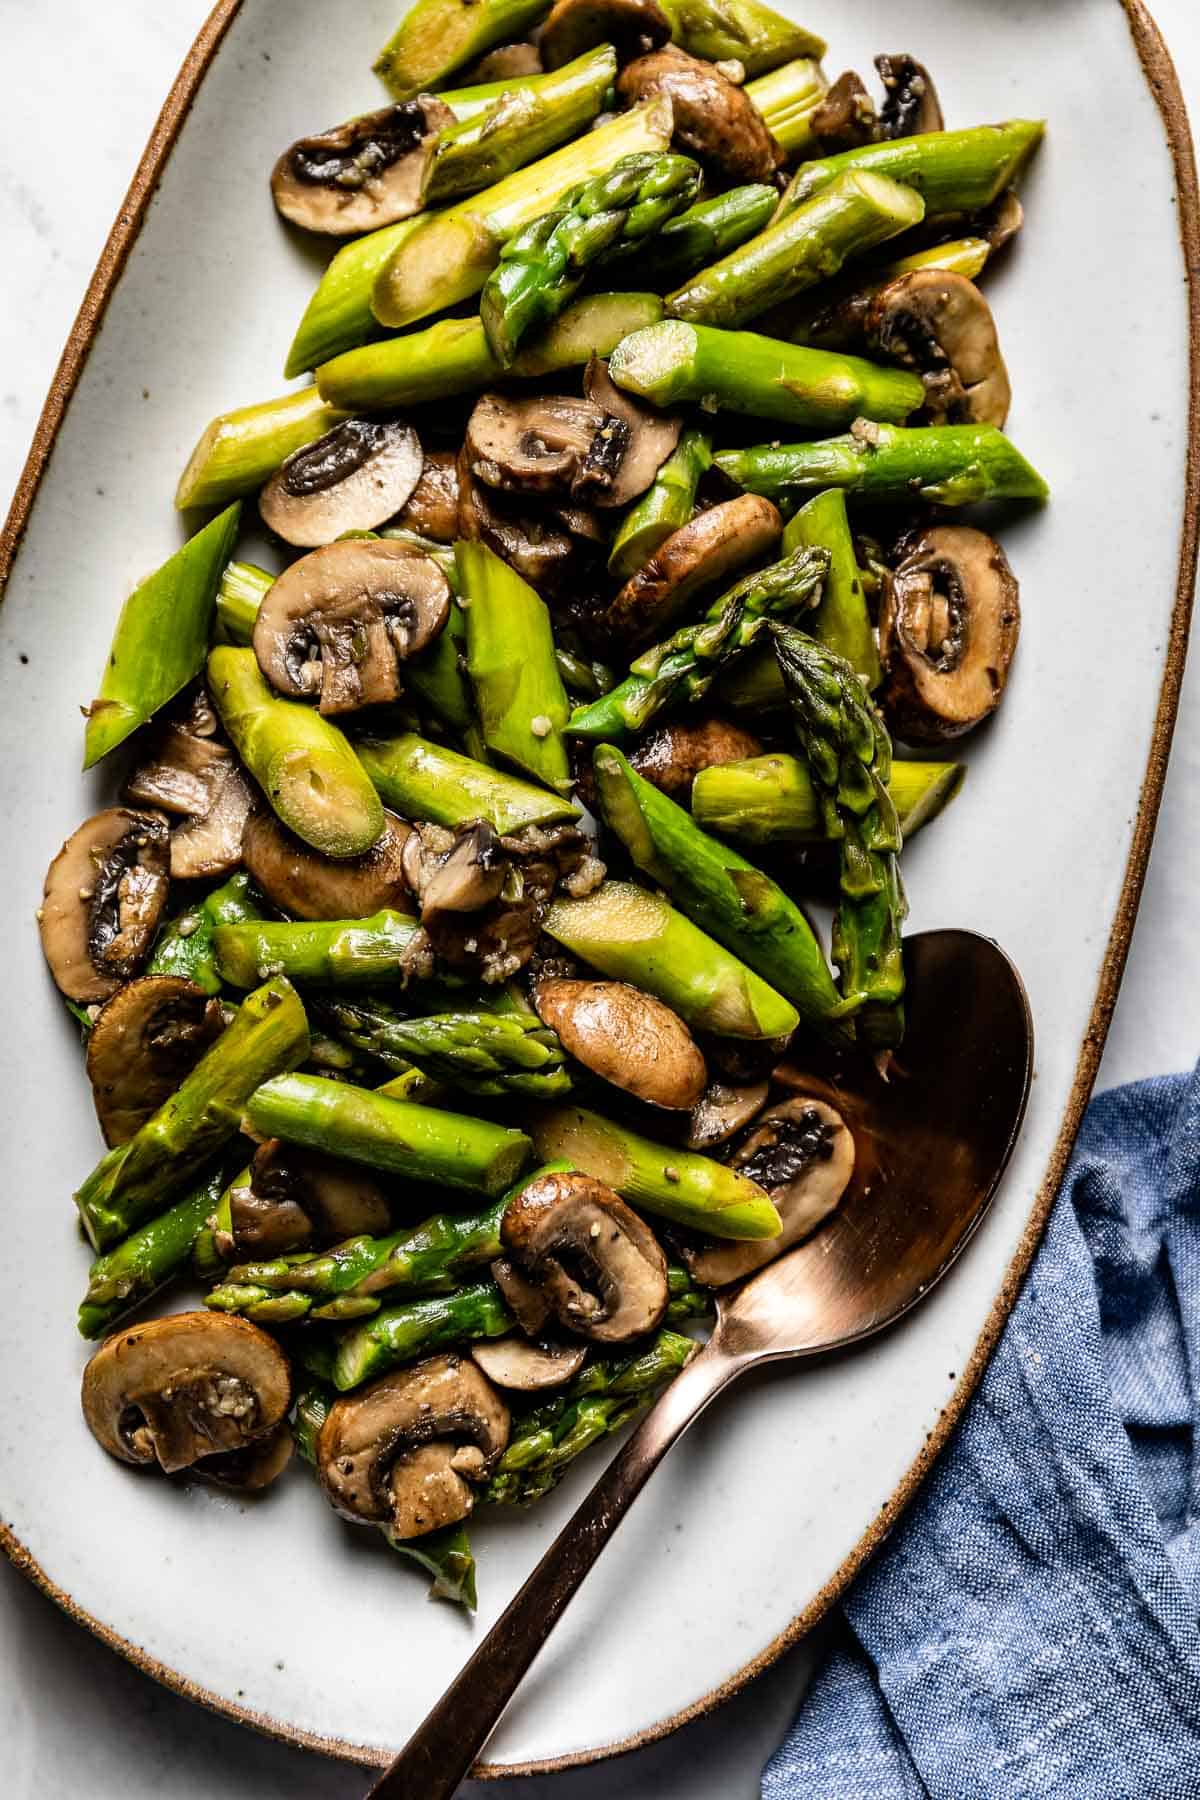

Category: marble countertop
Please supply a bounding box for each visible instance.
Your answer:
[2,5,1197,1794]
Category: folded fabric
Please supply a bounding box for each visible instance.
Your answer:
[764,1065,1200,1800]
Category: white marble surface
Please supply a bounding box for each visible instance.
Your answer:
[1,4,1197,1795]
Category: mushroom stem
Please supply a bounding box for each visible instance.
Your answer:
[775,119,1046,223]
[782,488,881,685]
[333,1282,515,1390]
[148,871,263,997]
[176,391,349,511]
[714,421,1050,507]
[608,427,711,580]
[374,0,552,100]
[744,57,828,157]
[314,997,571,1098]
[427,46,616,202]
[213,909,427,991]
[356,731,580,834]
[77,1164,227,1339]
[658,0,824,76]
[690,752,966,847]
[458,542,572,794]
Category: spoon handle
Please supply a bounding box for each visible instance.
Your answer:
[366,1339,744,1800]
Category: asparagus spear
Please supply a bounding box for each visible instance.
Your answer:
[356,731,580,832]
[691,753,966,847]
[667,1262,713,1324]
[78,1164,227,1339]
[148,871,263,996]
[246,1073,532,1196]
[374,0,551,100]
[567,544,828,741]
[332,1282,514,1389]
[715,422,1050,507]
[608,427,711,581]
[286,218,426,378]
[208,647,385,858]
[608,321,924,431]
[592,744,845,1039]
[544,880,798,1040]
[667,171,925,330]
[427,46,616,202]
[606,187,778,294]
[213,910,426,991]
[215,559,273,646]
[458,541,572,790]
[176,391,349,509]
[372,100,673,328]
[775,120,1045,222]
[83,504,240,768]
[782,489,880,685]
[480,153,703,365]
[315,997,570,1098]
[658,0,824,75]
[743,57,827,157]
[75,977,310,1251]
[772,626,907,1047]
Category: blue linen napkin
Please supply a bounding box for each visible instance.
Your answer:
[764,1066,1200,1799]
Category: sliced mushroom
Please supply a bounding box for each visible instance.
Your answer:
[125,721,231,819]
[401,820,507,922]
[502,1168,669,1343]
[170,768,255,881]
[456,447,578,595]
[535,978,706,1111]
[271,97,455,236]
[316,1353,509,1538]
[228,1138,391,1257]
[252,539,450,714]
[684,1098,854,1286]
[879,524,1020,743]
[875,54,944,139]
[123,691,251,881]
[459,40,544,81]
[40,808,171,1003]
[628,716,764,802]
[491,1256,553,1337]
[540,0,670,69]
[866,270,1011,428]
[582,358,682,508]
[979,187,1023,251]
[201,1421,295,1491]
[466,383,678,513]
[389,448,460,543]
[595,494,782,646]
[243,807,414,920]
[260,418,425,548]
[85,976,225,1146]
[810,70,878,152]
[616,47,782,182]
[471,1336,586,1390]
[81,1312,292,1476]
[687,1079,769,1151]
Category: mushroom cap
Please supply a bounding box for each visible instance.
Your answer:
[230,1139,391,1257]
[616,48,783,183]
[390,448,460,543]
[540,0,670,69]
[471,1336,587,1391]
[628,716,764,803]
[260,418,425,548]
[465,377,679,514]
[502,1169,669,1343]
[491,1256,553,1337]
[597,494,782,647]
[85,976,225,1147]
[125,721,232,819]
[875,53,944,139]
[242,807,414,921]
[169,767,254,882]
[535,978,707,1111]
[271,97,454,236]
[879,524,1020,744]
[201,1422,295,1490]
[252,539,450,714]
[81,1312,292,1475]
[583,358,682,509]
[316,1353,509,1538]
[687,1079,770,1151]
[459,41,544,81]
[867,270,1011,428]
[810,70,878,153]
[456,445,578,595]
[40,807,171,1003]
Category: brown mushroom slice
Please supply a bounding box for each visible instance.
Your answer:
[502,1168,669,1343]
[596,494,782,647]
[459,41,544,81]
[582,358,682,508]
[979,187,1023,252]
[316,1354,509,1538]
[684,1099,854,1286]
[271,97,455,237]
[466,392,607,498]
[229,1139,391,1257]
[40,807,171,1004]
[879,524,1020,744]
[169,767,255,881]
[456,446,578,594]
[628,715,763,802]
[687,1079,769,1151]
[535,978,706,1111]
[201,1422,295,1490]
[86,976,225,1147]
[615,48,782,183]
[810,70,878,152]
[389,448,460,542]
[491,1257,554,1336]
[252,539,450,714]
[402,820,508,923]
[875,54,944,139]
[866,269,1011,429]
[81,1312,292,1475]
[260,418,425,548]
[540,0,670,69]
[243,807,414,920]
[125,723,232,818]
[471,1336,586,1391]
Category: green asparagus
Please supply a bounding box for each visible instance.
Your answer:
[214,910,426,992]
[374,0,551,100]
[176,391,349,509]
[286,218,426,378]
[743,57,827,156]
[215,559,273,646]
[356,731,580,832]
[333,1282,514,1389]
[775,120,1045,221]
[783,489,880,684]
[427,47,616,202]
[691,753,966,847]
[458,541,572,791]
[714,422,1050,507]
[659,0,824,76]
[148,871,263,996]
[606,187,778,294]
[315,997,570,1097]
[608,428,711,581]
[78,1164,227,1338]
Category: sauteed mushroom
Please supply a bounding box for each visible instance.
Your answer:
[389,448,460,542]
[201,1423,295,1491]
[810,71,877,152]
[457,447,578,593]
[124,695,253,880]
[81,1312,292,1477]
[465,380,678,512]
[226,1139,391,1258]
[402,820,508,922]
[866,270,1011,427]
[253,539,450,714]
[491,1257,553,1336]
[316,1353,509,1537]
[40,808,170,1003]
[582,358,682,508]
[616,48,783,183]
[687,1079,770,1151]
[471,1336,586,1390]
[501,1168,669,1343]
[259,418,424,547]
[243,807,414,920]
[879,524,1020,743]
[596,493,782,646]
[460,41,544,81]
[86,976,225,1146]
[875,53,944,139]
[271,97,454,236]
[534,978,707,1110]
[540,0,670,69]
[628,716,763,802]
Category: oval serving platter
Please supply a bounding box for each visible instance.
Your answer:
[0,0,1196,1776]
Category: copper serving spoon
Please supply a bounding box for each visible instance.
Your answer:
[367,928,1033,1800]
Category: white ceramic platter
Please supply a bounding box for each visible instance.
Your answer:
[0,0,1195,1775]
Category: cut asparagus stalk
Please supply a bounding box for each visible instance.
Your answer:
[606,185,777,294]
[607,427,711,580]
[528,1104,780,1238]
[176,391,349,509]
[775,120,1045,221]
[75,977,310,1251]
[691,753,966,846]
[544,880,799,1039]
[609,320,924,431]
[715,422,1050,507]
[782,488,880,684]
[208,647,385,857]
[592,745,845,1039]
[427,46,616,202]
[216,559,274,646]
[83,504,240,768]
[372,100,673,328]
[374,0,552,100]
[213,910,426,991]
[148,871,263,996]
[667,170,926,329]
[285,218,426,378]
[658,0,825,75]
[316,997,570,1098]
[458,540,572,791]
[333,1282,514,1389]
[78,1164,227,1339]
[744,57,827,156]
[356,731,580,832]
[246,1073,532,1196]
